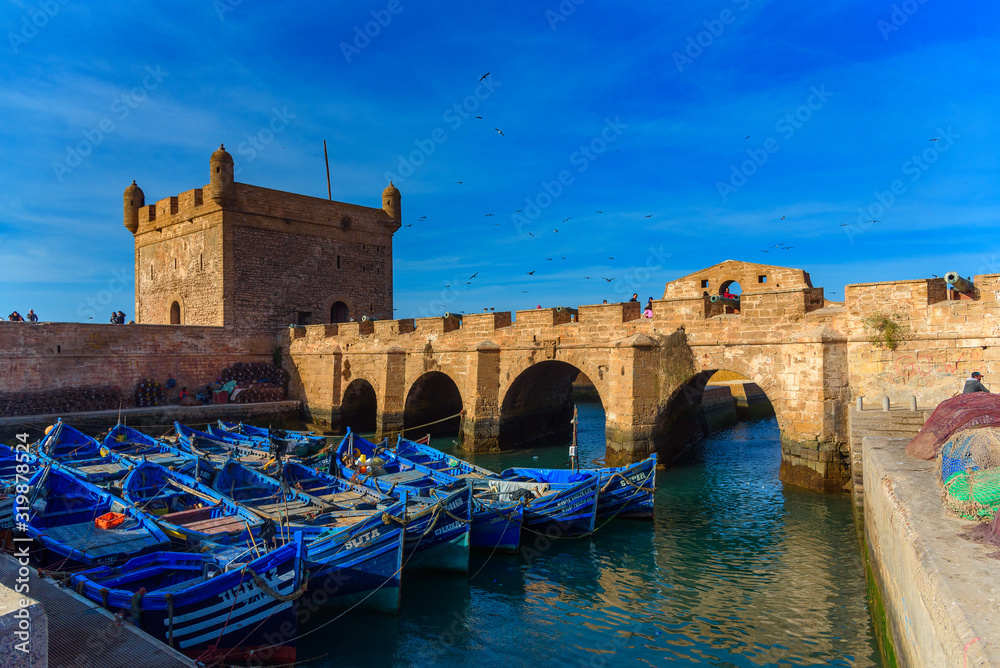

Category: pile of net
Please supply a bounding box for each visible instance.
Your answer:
[0,386,123,417]
[906,393,1000,460]
[939,427,1000,521]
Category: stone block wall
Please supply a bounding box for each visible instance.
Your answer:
[0,322,272,406]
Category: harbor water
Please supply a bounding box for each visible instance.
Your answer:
[301,402,883,667]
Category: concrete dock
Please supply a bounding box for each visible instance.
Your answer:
[0,553,196,668]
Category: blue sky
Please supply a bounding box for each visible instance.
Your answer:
[1,0,998,321]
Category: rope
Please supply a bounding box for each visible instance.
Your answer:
[400,410,465,434]
[129,587,146,627]
[249,568,310,603]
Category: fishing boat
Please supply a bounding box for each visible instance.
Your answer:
[36,420,134,484]
[213,421,320,456]
[1,444,42,533]
[121,461,263,546]
[387,434,599,537]
[16,464,170,569]
[69,534,307,665]
[174,422,271,466]
[102,423,216,485]
[397,436,655,521]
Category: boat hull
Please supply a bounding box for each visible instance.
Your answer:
[595,456,657,520]
[470,504,522,552]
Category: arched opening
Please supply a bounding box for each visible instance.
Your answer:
[717,280,742,314]
[655,368,776,456]
[340,378,377,434]
[169,301,181,324]
[499,361,604,449]
[331,301,350,323]
[403,372,463,439]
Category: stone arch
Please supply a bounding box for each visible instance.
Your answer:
[331,301,350,324]
[340,377,378,434]
[169,300,182,325]
[403,371,464,438]
[498,359,606,449]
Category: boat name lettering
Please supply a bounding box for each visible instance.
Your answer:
[345,527,381,550]
[445,498,464,512]
[434,521,461,537]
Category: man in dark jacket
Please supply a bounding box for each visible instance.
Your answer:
[963,372,990,393]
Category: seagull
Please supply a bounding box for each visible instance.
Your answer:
[603,277,615,282]
[528,232,534,237]
[522,291,529,293]
[485,214,494,217]
[583,276,591,279]
[839,223,849,227]
[493,223,501,226]
[596,211,603,214]
[762,250,770,253]
[780,216,786,220]
[554,229,558,233]
[445,284,451,287]
[745,135,751,140]
[479,72,490,81]
[932,274,939,278]
[469,272,479,280]
[644,215,652,218]
[546,258,553,261]
[475,116,483,119]
[562,218,571,223]
[527,271,535,275]
[495,128,504,136]
[516,209,522,212]
[403,224,412,228]
[607,257,614,260]
[560,256,565,260]
[930,138,940,141]
[867,219,881,223]
[457,181,463,184]
[466,282,472,285]
[419,216,427,220]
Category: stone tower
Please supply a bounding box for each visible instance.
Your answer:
[126,144,400,338]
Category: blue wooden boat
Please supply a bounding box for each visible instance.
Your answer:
[15,464,170,569]
[387,434,599,537]
[213,421,319,456]
[102,423,216,485]
[174,422,271,466]
[1,443,42,532]
[380,437,523,551]
[122,461,263,546]
[36,420,134,484]
[69,534,307,665]
[397,436,655,521]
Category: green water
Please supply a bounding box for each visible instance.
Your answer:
[299,403,882,667]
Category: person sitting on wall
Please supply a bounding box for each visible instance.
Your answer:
[179,387,198,406]
[8,311,24,322]
[26,309,38,322]
[110,311,120,324]
[963,371,990,393]
[629,293,638,302]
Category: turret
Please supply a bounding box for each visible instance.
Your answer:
[123,180,144,234]
[382,181,401,223]
[209,143,234,205]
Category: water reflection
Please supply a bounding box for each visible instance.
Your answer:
[282,409,883,666]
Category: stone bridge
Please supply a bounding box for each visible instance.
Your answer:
[284,260,1000,492]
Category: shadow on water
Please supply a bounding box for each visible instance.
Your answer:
[298,405,882,667]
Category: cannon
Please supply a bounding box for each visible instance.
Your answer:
[361,315,376,322]
[555,306,579,316]
[945,271,974,295]
[710,294,741,309]
[443,312,463,320]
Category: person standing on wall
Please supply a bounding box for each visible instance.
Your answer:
[963,372,990,393]
[26,309,38,322]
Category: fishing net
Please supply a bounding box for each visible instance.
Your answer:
[940,428,1000,521]
[906,393,1000,460]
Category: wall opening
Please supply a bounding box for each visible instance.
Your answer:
[331,301,350,324]
[297,311,312,326]
[655,368,776,458]
[499,361,604,449]
[169,301,181,325]
[403,372,463,438]
[718,280,742,314]
[340,379,377,434]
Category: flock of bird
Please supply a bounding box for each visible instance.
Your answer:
[389,72,920,314]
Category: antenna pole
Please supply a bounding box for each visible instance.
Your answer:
[323,139,332,200]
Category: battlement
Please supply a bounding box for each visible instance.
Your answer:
[136,187,210,233]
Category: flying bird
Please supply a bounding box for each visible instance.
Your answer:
[403,224,412,227]
[479,72,490,81]
[583,276,591,279]
[469,272,479,279]
[643,215,652,218]
[516,209,522,212]
[867,219,881,223]
[528,232,534,237]
[527,271,535,275]
[745,135,750,140]
[522,291,529,293]
[457,181,463,184]
[780,216,786,220]
[419,216,427,219]
[839,223,849,227]
[603,277,615,282]
[495,128,504,136]
[546,258,553,261]
[596,211,603,214]
[554,229,558,233]
[475,116,482,119]
[562,218,571,223]
[607,257,614,260]
[930,138,940,141]
[485,214,494,217]
[932,274,939,278]
[493,223,501,226]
